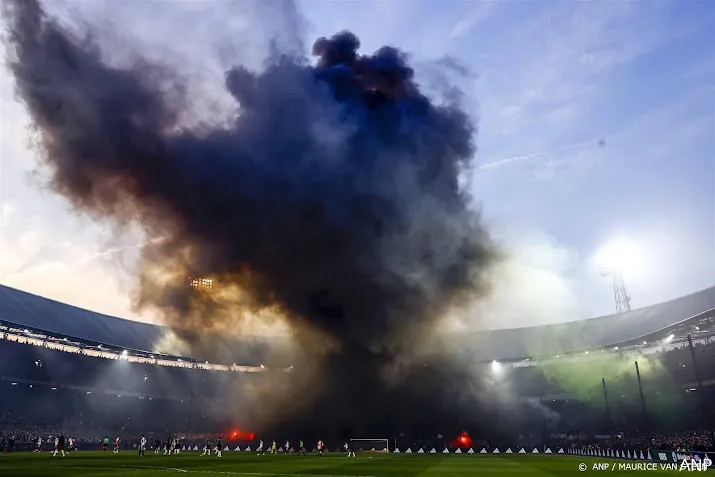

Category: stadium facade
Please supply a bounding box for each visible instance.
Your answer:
[1,284,713,364]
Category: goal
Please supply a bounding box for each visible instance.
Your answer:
[349,439,389,453]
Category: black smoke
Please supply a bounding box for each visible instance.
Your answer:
[4,0,499,436]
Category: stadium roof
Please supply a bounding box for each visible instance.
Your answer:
[0,285,162,351]
[0,285,271,364]
[1,284,714,363]
[450,286,715,361]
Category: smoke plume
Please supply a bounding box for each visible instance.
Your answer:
[4,0,499,436]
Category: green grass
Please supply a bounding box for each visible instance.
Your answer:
[0,451,686,476]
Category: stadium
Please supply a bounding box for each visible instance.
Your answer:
[1,283,714,475]
[2,0,714,475]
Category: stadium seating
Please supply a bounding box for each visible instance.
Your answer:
[1,285,713,451]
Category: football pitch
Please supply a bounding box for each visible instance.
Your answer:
[0,452,686,476]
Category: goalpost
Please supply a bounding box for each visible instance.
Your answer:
[349,439,389,453]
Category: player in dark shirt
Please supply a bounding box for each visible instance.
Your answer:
[215,437,223,457]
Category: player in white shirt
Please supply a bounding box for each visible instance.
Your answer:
[257,439,265,455]
[202,438,212,456]
[285,440,290,454]
[139,435,147,457]
[35,437,42,452]
[52,435,66,457]
[113,436,121,453]
[317,439,324,458]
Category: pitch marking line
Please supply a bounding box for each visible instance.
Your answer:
[67,466,188,473]
[65,466,374,477]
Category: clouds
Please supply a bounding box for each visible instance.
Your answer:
[473,0,711,157]
[445,227,589,331]
[0,0,712,335]
[0,31,148,321]
[448,2,498,40]
[0,204,149,321]
[478,138,603,171]
[465,0,714,317]
[0,202,15,228]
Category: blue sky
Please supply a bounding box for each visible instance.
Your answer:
[0,0,713,330]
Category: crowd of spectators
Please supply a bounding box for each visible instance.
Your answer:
[551,430,714,452]
[0,409,125,445]
[630,430,713,451]
[1,329,713,453]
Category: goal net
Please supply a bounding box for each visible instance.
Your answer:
[349,439,389,453]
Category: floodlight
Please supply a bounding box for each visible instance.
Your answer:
[596,240,640,275]
[663,334,675,344]
[595,239,639,313]
[491,360,501,374]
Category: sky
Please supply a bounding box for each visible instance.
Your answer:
[0,0,713,331]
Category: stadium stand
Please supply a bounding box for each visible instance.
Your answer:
[1,285,714,452]
[0,286,167,352]
[2,284,714,363]
[450,286,715,361]
[0,285,278,366]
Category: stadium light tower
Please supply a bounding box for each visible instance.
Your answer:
[596,241,633,314]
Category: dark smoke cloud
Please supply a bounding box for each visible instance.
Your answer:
[4,0,499,436]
